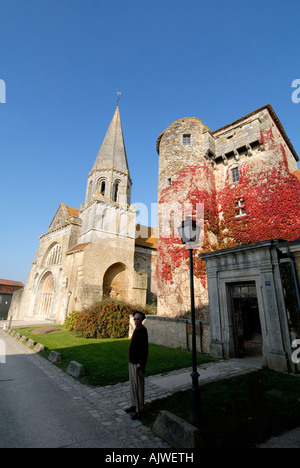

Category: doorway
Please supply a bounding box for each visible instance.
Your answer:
[0,294,12,320]
[35,272,54,317]
[231,283,262,357]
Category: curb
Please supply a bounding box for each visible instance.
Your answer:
[3,326,44,354]
[3,325,86,380]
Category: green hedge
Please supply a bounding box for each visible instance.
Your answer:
[72,299,146,339]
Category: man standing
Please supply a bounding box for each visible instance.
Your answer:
[126,311,148,420]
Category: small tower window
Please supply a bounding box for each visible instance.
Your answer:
[113,182,119,202]
[183,134,191,145]
[96,178,106,196]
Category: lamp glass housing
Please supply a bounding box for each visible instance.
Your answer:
[178,216,201,247]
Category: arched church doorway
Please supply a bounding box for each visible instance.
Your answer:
[35,272,54,317]
[230,282,262,357]
[103,263,129,302]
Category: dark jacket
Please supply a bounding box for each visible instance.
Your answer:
[128,324,148,367]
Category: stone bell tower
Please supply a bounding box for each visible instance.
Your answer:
[79,106,135,244]
[84,106,132,207]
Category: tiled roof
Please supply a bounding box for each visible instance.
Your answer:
[0,279,24,288]
[66,242,90,255]
[293,170,300,183]
[66,206,80,217]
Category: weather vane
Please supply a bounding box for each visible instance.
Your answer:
[116,91,121,105]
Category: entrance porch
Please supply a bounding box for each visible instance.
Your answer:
[200,239,300,374]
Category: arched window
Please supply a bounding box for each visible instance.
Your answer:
[46,244,62,266]
[96,178,106,196]
[113,182,119,203]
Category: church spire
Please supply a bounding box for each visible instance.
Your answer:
[84,107,132,206]
[92,106,130,177]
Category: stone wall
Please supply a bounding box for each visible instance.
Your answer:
[130,315,210,354]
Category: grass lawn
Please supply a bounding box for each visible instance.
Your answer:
[13,326,216,386]
[140,369,300,448]
[13,326,300,447]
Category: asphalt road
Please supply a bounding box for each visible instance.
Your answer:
[0,330,120,448]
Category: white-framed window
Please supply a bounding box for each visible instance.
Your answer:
[183,134,191,145]
[232,167,240,183]
[235,199,247,217]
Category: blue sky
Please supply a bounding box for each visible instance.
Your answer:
[1,0,299,283]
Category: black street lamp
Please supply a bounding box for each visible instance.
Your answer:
[178,216,201,426]
[64,291,72,324]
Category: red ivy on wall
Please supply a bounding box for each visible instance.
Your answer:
[218,131,300,245]
[157,163,218,293]
[157,127,300,312]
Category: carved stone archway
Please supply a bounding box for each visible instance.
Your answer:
[35,271,55,317]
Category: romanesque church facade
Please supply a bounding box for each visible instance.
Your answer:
[10,107,157,324]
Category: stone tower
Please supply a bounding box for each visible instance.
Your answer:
[84,106,132,207]
[156,105,300,319]
[79,107,135,245]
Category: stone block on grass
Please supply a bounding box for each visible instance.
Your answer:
[152,410,203,448]
[26,339,35,348]
[48,351,62,363]
[34,343,45,352]
[67,361,86,378]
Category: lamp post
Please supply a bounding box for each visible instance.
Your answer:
[64,291,72,323]
[178,216,201,426]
